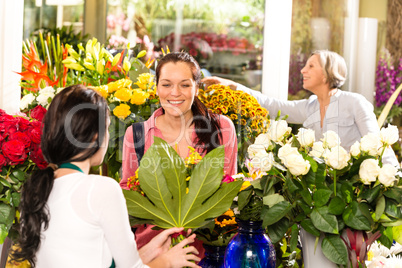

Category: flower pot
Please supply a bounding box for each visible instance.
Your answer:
[224,220,276,268]
[299,228,338,268]
[199,244,226,268]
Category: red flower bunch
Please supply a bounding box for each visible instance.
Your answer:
[0,107,48,242]
[0,107,47,170]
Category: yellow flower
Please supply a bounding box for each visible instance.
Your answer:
[113,103,131,119]
[185,146,202,166]
[114,88,132,102]
[134,73,155,90]
[108,79,133,93]
[215,209,237,227]
[230,114,238,121]
[130,89,149,105]
[240,181,251,191]
[89,85,109,99]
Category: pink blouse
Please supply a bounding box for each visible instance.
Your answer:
[120,108,238,188]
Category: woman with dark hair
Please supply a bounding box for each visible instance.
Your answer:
[120,52,238,255]
[11,85,200,268]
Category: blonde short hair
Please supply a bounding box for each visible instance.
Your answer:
[311,50,347,89]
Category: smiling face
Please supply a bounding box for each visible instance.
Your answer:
[300,54,328,93]
[157,61,198,120]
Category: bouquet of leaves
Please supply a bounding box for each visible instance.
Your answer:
[123,137,243,244]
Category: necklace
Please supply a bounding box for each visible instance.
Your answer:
[59,163,84,173]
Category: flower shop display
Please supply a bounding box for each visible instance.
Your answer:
[246,118,402,267]
[123,137,243,245]
[198,84,270,170]
[375,48,402,123]
[0,108,47,243]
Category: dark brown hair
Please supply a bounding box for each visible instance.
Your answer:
[11,85,109,266]
[155,52,222,152]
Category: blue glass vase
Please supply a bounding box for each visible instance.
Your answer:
[224,220,276,268]
[198,244,226,268]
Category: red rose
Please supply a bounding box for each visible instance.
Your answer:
[0,154,6,169]
[30,144,47,169]
[0,114,18,138]
[16,116,31,132]
[27,121,42,144]
[30,105,47,122]
[9,132,31,149]
[2,140,27,165]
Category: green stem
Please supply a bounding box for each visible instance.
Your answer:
[333,170,337,196]
[379,145,386,167]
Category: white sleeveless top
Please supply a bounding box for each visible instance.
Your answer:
[36,173,148,268]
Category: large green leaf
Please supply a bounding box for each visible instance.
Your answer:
[321,235,348,265]
[311,207,338,234]
[123,190,176,228]
[124,141,242,229]
[300,219,320,237]
[328,196,346,215]
[0,203,15,226]
[181,146,225,225]
[262,201,292,226]
[183,181,243,227]
[153,137,186,224]
[313,189,332,207]
[375,196,386,221]
[342,201,372,230]
[138,145,178,225]
[267,217,290,244]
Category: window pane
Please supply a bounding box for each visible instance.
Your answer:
[23,0,84,41]
[289,0,346,99]
[107,0,265,90]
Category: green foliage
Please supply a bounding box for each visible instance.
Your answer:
[123,137,242,229]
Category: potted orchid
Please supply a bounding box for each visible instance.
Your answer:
[246,119,402,267]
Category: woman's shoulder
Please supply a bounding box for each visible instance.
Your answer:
[215,113,235,128]
[87,174,121,192]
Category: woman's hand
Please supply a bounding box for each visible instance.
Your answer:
[141,227,200,267]
[201,76,238,91]
[139,227,184,263]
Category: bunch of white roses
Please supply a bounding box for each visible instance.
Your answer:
[20,86,63,110]
[247,119,400,188]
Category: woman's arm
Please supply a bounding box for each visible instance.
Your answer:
[219,115,238,175]
[202,76,309,124]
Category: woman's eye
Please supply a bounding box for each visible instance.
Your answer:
[181,84,191,88]
[162,84,170,87]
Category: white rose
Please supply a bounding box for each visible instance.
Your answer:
[380,125,399,146]
[19,93,36,110]
[250,151,274,172]
[254,133,272,149]
[247,144,267,159]
[378,164,398,187]
[296,128,315,147]
[285,153,311,176]
[359,159,380,185]
[360,133,382,157]
[322,131,340,148]
[278,143,299,164]
[269,120,292,142]
[324,145,350,170]
[36,86,55,107]
[350,141,361,158]
[309,141,325,158]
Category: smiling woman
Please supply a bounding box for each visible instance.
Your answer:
[120,51,238,258]
[201,50,399,167]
